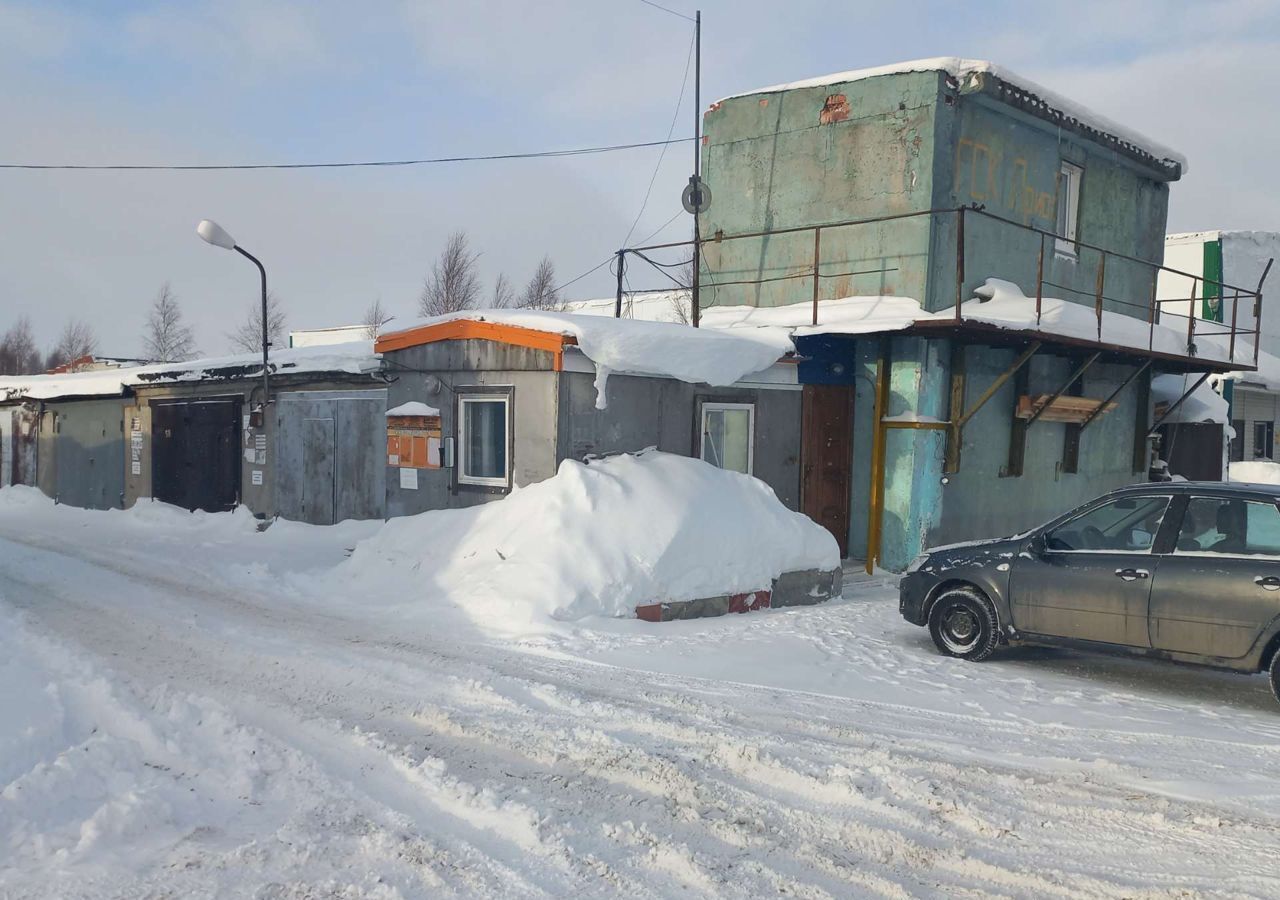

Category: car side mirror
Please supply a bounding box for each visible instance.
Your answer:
[1026,533,1047,557]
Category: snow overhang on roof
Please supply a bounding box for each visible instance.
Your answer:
[717,57,1186,179]
[375,310,793,409]
[0,341,382,403]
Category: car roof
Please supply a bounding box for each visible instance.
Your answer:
[1108,481,1280,499]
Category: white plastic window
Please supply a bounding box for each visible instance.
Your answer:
[1056,161,1083,258]
[700,402,754,475]
[458,395,509,486]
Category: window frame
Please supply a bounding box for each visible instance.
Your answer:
[698,400,756,475]
[1055,161,1084,259]
[1041,493,1172,555]
[1253,420,1274,460]
[456,391,512,489]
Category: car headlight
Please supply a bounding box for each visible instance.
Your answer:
[904,553,929,574]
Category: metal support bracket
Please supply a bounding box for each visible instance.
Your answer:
[1079,360,1151,432]
[1149,372,1211,434]
[1024,352,1101,427]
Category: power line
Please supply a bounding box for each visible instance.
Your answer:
[621,27,696,248]
[636,0,695,22]
[0,137,696,172]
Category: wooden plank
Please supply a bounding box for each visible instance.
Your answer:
[1016,394,1118,424]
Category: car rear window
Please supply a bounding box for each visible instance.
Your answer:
[1174,497,1280,556]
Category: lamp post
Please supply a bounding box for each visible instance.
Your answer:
[196,219,270,408]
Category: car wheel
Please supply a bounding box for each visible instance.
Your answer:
[928,586,1000,662]
[1270,650,1280,707]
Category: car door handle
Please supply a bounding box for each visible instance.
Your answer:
[1114,568,1150,581]
[1255,576,1280,591]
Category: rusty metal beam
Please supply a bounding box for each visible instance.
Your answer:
[866,339,890,575]
[1149,372,1210,433]
[955,341,1042,431]
[1079,359,1151,432]
[1024,352,1101,427]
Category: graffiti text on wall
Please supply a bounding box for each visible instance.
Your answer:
[956,137,1056,224]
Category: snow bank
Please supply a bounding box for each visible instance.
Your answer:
[718,57,1186,173]
[380,310,791,409]
[0,341,380,401]
[1152,373,1229,425]
[337,450,838,633]
[1229,460,1280,485]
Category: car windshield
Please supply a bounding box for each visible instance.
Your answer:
[1046,495,1170,552]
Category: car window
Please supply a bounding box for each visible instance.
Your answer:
[1045,496,1170,552]
[1174,497,1280,556]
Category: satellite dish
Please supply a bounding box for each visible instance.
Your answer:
[682,176,712,214]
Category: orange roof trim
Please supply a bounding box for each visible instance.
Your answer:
[375,319,578,370]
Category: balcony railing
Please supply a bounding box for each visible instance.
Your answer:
[619,205,1271,369]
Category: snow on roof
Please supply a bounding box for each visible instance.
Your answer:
[717,57,1186,174]
[0,341,381,402]
[377,309,791,409]
[566,280,1252,369]
[386,401,440,417]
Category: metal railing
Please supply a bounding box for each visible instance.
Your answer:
[619,205,1271,368]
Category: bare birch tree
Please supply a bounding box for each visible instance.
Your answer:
[46,319,98,370]
[361,297,394,339]
[0,316,42,375]
[143,282,197,362]
[228,291,287,354]
[491,273,516,309]
[519,256,561,311]
[419,231,481,316]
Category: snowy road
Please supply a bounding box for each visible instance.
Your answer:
[3,498,1280,897]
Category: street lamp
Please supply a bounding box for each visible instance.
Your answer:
[196,219,270,409]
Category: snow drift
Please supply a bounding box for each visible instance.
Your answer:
[338,451,839,632]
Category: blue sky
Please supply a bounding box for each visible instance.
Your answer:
[3,0,1279,357]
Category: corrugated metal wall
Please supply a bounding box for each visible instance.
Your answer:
[274,390,386,524]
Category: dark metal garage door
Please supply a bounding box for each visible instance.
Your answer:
[151,398,242,512]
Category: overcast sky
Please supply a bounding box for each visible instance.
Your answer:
[2,0,1278,358]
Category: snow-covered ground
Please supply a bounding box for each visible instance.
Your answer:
[4,490,1280,897]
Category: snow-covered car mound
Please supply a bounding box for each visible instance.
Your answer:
[340,450,840,632]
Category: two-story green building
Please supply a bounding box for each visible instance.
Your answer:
[683,58,1262,570]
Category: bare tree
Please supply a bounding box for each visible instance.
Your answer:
[519,256,561,311]
[46,319,98,370]
[419,231,481,317]
[228,291,287,354]
[490,273,516,309]
[0,316,42,375]
[143,282,197,363]
[361,297,394,339]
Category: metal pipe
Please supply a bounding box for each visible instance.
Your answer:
[614,249,625,318]
[690,9,701,329]
[1187,276,1198,354]
[811,226,821,326]
[233,245,269,407]
[1034,233,1045,328]
[955,207,965,321]
[866,339,890,575]
[1256,258,1274,367]
[1094,252,1106,344]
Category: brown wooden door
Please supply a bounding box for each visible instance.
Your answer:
[802,384,853,557]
